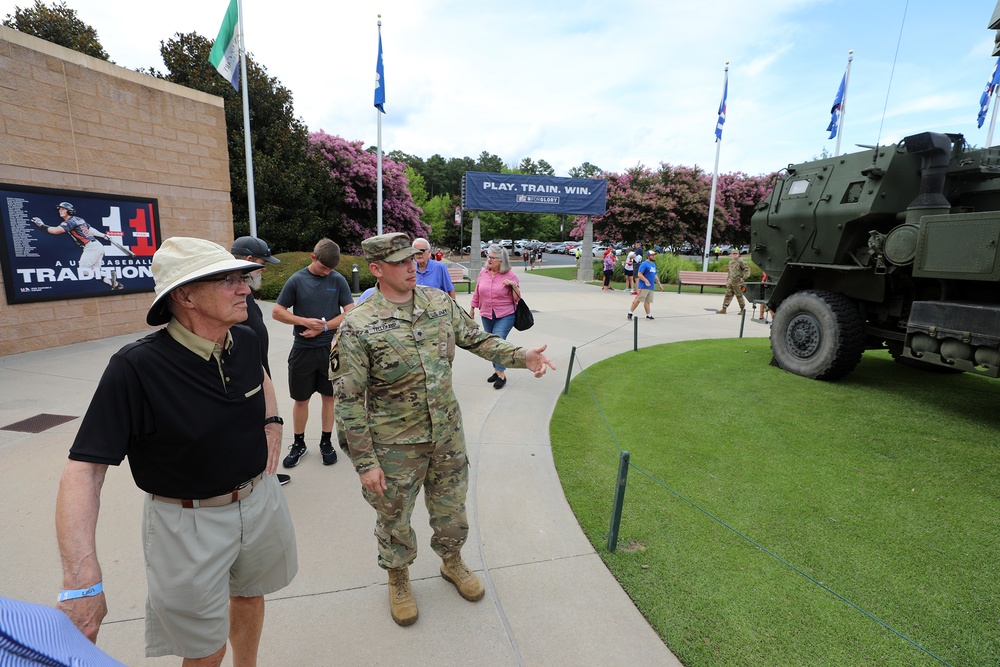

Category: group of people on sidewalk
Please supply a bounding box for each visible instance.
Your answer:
[41,232,554,665]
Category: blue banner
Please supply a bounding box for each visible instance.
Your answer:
[463,172,607,215]
[0,184,161,305]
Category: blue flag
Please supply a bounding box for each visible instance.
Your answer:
[827,72,846,139]
[374,32,386,113]
[715,71,728,141]
[978,57,1000,128]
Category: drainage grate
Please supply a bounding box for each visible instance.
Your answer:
[1,413,78,433]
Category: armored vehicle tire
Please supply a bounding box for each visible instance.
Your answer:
[770,290,865,381]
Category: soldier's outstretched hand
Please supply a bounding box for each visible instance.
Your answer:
[525,344,556,378]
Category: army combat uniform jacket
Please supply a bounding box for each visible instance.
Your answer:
[332,285,528,474]
[727,256,750,285]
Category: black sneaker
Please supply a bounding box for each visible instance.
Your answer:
[282,442,307,468]
[627,312,633,320]
[277,474,291,486]
[646,315,654,320]
[320,442,338,465]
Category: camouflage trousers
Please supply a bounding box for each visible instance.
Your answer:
[361,429,469,570]
[722,281,746,309]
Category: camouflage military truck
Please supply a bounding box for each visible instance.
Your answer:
[750,131,1000,380]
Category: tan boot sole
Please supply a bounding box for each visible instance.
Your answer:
[391,608,418,626]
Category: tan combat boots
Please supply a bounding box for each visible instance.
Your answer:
[440,554,485,601]
[387,567,418,626]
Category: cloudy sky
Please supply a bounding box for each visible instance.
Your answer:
[4,0,1000,176]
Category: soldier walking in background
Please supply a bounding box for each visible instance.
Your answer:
[716,249,751,314]
[332,233,555,627]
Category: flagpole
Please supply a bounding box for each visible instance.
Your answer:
[235,0,257,238]
[989,91,1000,147]
[834,50,853,157]
[376,17,383,235]
[703,63,728,272]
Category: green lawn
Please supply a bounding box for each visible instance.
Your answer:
[551,338,1000,667]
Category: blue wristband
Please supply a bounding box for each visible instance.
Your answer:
[58,581,103,602]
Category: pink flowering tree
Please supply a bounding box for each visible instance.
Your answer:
[571,164,777,250]
[714,171,780,245]
[309,131,429,253]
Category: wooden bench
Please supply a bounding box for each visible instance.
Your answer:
[677,270,728,293]
[448,266,472,293]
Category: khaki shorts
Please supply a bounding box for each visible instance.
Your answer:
[635,289,655,304]
[142,473,298,659]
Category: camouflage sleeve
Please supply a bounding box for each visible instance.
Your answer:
[741,260,751,280]
[332,321,380,474]
[449,298,527,368]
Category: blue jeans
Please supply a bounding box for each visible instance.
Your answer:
[480,313,515,372]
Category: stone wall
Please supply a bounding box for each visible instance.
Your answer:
[0,26,233,355]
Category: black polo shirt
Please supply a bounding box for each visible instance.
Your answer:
[69,323,268,498]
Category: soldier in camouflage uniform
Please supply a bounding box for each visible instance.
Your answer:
[716,249,751,314]
[331,233,555,627]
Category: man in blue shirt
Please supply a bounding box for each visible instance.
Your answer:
[628,249,664,320]
[412,237,456,299]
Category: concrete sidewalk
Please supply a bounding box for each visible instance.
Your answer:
[0,272,770,665]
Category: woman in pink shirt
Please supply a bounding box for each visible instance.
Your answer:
[470,245,520,390]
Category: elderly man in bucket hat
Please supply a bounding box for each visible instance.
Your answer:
[55,237,298,666]
[332,232,555,627]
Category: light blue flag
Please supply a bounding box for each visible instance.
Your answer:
[977,57,1000,128]
[715,71,728,141]
[827,72,846,139]
[208,0,240,91]
[374,32,385,113]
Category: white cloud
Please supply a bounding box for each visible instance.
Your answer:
[3,0,998,177]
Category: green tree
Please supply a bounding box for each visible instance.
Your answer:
[153,32,327,252]
[421,194,452,245]
[3,0,109,60]
[405,166,428,210]
[516,157,554,175]
[475,151,505,173]
[569,161,603,178]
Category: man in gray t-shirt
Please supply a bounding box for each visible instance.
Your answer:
[273,238,354,468]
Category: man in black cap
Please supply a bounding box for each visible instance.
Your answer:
[231,236,289,486]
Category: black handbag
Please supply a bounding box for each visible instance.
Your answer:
[513,297,534,331]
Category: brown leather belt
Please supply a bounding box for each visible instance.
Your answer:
[151,472,265,508]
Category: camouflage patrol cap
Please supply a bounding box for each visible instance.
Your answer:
[362,232,420,263]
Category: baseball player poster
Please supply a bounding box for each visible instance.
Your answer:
[0,184,161,304]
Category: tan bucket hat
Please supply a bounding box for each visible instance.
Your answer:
[146,237,261,326]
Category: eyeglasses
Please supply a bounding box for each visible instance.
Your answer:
[487,256,499,261]
[413,248,428,255]
[200,273,252,289]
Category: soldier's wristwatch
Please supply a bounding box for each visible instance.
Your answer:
[263,416,284,426]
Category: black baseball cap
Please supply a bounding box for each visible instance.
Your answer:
[231,236,280,264]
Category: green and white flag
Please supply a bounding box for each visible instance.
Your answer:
[208,0,240,90]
